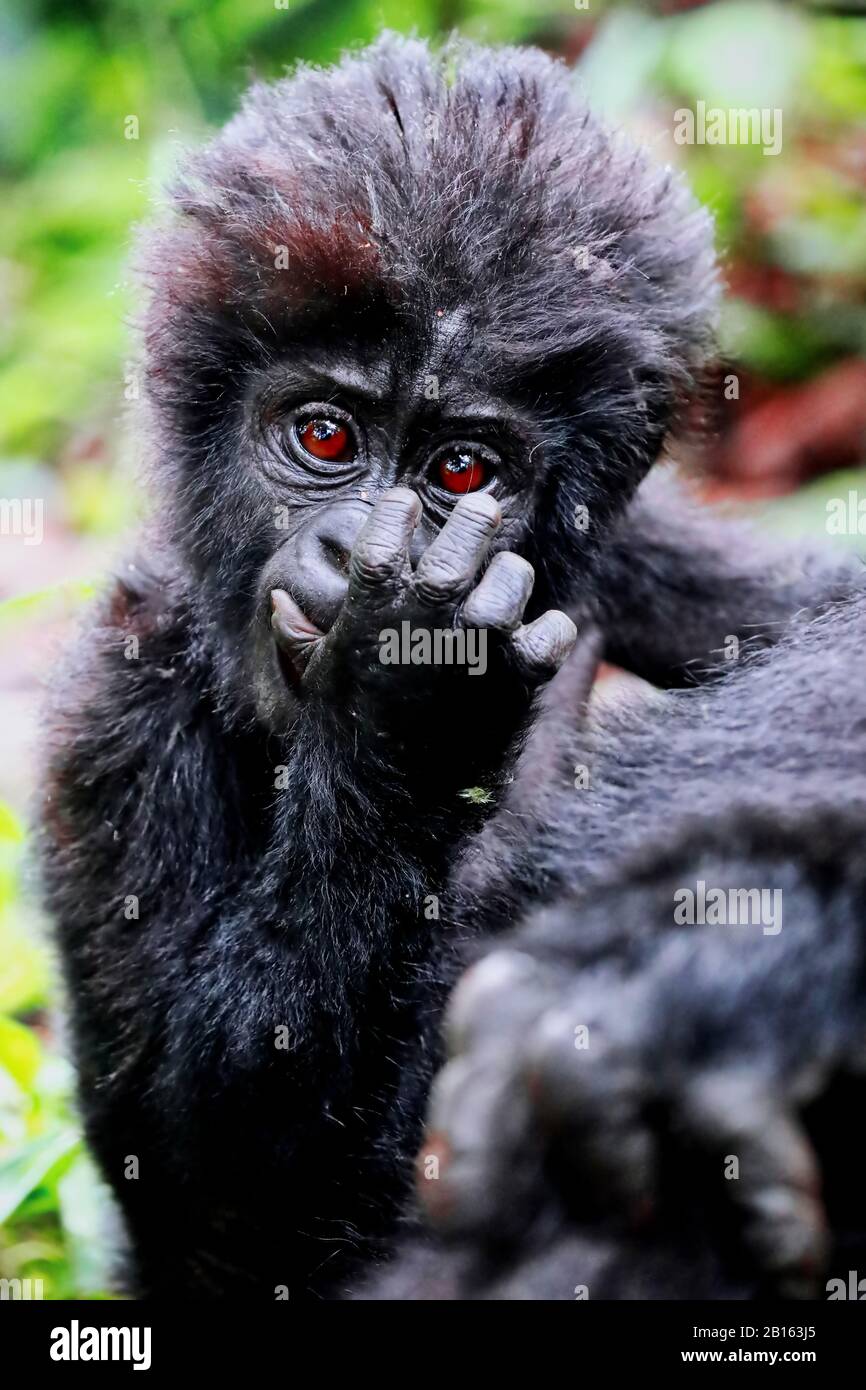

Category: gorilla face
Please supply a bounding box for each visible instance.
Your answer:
[243,322,547,728]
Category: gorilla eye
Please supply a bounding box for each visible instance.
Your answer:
[295,417,356,464]
[438,449,487,494]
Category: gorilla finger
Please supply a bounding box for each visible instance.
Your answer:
[419,1053,538,1237]
[348,488,420,599]
[524,994,657,1214]
[414,493,501,608]
[460,552,534,633]
[680,1071,827,1298]
[510,610,578,680]
[444,950,550,1059]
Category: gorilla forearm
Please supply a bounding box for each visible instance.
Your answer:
[375,815,866,1302]
[593,471,864,687]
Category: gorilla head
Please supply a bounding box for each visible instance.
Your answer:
[139,33,718,728]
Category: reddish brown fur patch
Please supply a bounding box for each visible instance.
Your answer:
[255,208,383,303]
[146,164,385,334]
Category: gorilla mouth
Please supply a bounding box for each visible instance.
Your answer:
[270,589,325,686]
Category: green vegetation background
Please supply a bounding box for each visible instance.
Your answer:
[1,0,864,1297]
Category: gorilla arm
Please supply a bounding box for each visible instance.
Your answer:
[590,468,864,687]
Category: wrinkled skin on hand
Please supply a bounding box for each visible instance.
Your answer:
[271,487,577,784]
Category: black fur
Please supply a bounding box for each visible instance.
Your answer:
[40,35,863,1300]
[363,589,866,1298]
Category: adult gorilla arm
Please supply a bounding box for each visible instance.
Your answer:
[591,468,864,687]
[369,589,866,1300]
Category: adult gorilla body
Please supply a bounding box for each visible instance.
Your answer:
[369,586,866,1300]
[41,36,862,1299]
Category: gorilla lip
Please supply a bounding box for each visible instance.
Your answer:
[271,588,325,682]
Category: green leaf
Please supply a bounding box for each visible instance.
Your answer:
[0,1128,81,1225]
[665,0,809,111]
[0,1016,42,1091]
[718,299,832,381]
[0,804,24,845]
[0,912,49,1016]
[459,786,494,806]
[0,578,99,632]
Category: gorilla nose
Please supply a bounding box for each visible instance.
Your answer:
[319,535,352,579]
[276,499,374,634]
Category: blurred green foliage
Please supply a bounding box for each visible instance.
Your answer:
[0,801,114,1297]
[0,0,593,465]
[0,0,864,1297]
[2,0,865,467]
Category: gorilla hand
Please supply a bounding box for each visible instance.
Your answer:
[417,846,866,1299]
[272,488,577,780]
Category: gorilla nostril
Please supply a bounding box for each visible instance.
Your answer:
[321,536,351,577]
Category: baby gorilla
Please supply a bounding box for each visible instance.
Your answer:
[41,33,862,1300]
